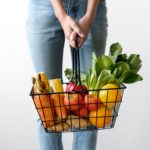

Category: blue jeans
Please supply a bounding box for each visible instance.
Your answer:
[26,0,108,150]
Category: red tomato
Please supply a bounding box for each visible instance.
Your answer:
[64,93,83,111]
[84,94,101,111]
[72,106,89,118]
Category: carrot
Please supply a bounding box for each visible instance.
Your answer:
[49,79,68,120]
[32,76,55,128]
[51,94,67,120]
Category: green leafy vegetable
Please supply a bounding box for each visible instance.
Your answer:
[127,54,142,73]
[97,55,113,71]
[110,43,123,56]
[64,68,86,83]
[111,62,130,78]
[89,69,97,89]
[109,43,123,63]
[119,71,143,84]
[95,70,115,89]
[64,42,143,90]
[116,54,128,63]
[91,53,100,75]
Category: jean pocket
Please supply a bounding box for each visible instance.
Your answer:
[26,6,58,33]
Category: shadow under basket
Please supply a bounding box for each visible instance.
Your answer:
[29,83,126,133]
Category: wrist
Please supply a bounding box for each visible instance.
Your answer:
[85,11,96,20]
[84,12,96,25]
[55,9,67,23]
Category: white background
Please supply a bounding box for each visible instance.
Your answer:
[0,0,150,150]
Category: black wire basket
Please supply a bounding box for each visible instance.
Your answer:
[29,39,126,133]
[30,84,126,133]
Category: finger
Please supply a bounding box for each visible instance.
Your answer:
[66,33,71,41]
[78,37,85,48]
[68,39,76,48]
[71,22,85,37]
[65,28,73,41]
[70,30,77,41]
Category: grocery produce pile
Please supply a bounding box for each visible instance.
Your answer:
[30,43,143,132]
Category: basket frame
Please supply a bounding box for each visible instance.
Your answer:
[30,83,126,133]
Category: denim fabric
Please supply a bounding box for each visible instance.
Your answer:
[26,0,108,150]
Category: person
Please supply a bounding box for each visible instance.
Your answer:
[26,0,108,150]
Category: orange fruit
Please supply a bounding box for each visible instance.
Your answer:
[89,106,112,128]
[99,84,122,108]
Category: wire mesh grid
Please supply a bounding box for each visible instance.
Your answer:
[30,83,126,133]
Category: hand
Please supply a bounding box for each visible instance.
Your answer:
[59,15,85,48]
[70,14,94,48]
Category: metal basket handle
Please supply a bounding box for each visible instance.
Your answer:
[70,36,82,85]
